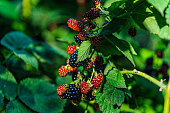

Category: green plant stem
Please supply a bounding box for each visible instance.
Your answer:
[163,78,170,113]
[120,69,166,88]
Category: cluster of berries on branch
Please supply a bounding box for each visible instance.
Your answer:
[57,0,105,105]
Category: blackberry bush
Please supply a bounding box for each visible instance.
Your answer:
[56,0,170,113]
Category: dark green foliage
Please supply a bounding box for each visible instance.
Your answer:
[18,78,66,113]
[0,64,17,100]
[0,91,4,107]
[6,100,32,113]
[0,0,169,112]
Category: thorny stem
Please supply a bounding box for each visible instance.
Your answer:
[120,69,166,88]
[163,78,170,113]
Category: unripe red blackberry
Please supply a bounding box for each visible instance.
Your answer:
[65,84,81,100]
[67,19,84,31]
[86,90,95,100]
[58,65,68,77]
[93,0,102,6]
[128,27,137,37]
[82,8,100,22]
[84,60,93,69]
[80,82,91,94]
[90,36,102,46]
[67,45,77,54]
[78,32,88,40]
[92,73,103,89]
[57,84,67,95]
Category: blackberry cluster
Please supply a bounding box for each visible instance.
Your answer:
[69,51,86,68]
[57,0,105,105]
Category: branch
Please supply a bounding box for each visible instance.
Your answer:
[120,69,166,88]
[163,78,170,113]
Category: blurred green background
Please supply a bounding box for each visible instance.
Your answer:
[0,0,169,113]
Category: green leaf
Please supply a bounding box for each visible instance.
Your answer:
[104,36,135,66]
[0,1,19,20]
[101,18,127,35]
[77,40,92,62]
[146,0,169,16]
[14,50,39,69]
[56,75,72,87]
[6,100,32,113]
[103,83,125,106]
[96,93,120,113]
[96,37,121,56]
[18,78,66,113]
[1,32,33,51]
[165,5,170,25]
[0,65,17,100]
[96,83,123,113]
[108,1,126,17]
[0,91,4,107]
[158,25,170,40]
[104,61,115,75]
[143,16,160,34]
[107,69,126,88]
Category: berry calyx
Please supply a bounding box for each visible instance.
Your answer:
[90,36,102,46]
[57,84,67,95]
[92,73,103,89]
[67,45,77,54]
[80,82,91,94]
[58,65,68,77]
[67,19,84,31]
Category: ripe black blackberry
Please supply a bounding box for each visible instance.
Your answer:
[82,8,100,22]
[65,84,81,100]
[72,72,78,81]
[128,27,137,37]
[69,51,86,68]
[86,90,95,101]
[74,34,83,45]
